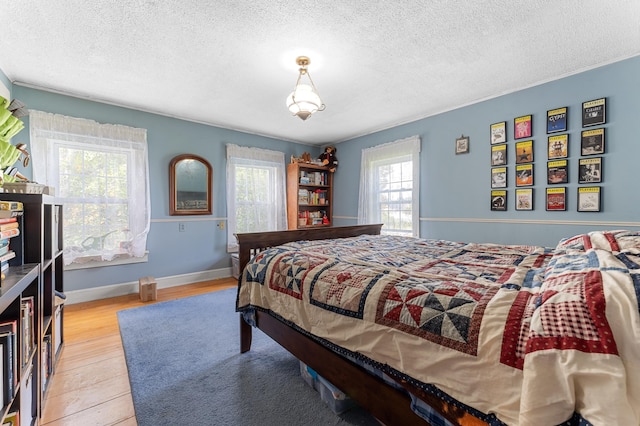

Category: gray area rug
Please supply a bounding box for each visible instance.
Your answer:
[117,288,380,426]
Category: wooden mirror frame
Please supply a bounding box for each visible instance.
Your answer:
[169,154,212,216]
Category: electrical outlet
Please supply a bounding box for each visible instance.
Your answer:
[218,221,225,230]
[178,222,185,232]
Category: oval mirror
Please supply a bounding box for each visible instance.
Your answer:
[169,154,212,215]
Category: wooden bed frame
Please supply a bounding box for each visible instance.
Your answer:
[236,224,488,426]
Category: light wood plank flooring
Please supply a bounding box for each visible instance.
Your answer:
[41,278,237,425]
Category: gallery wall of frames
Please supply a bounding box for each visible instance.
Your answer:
[489,97,605,212]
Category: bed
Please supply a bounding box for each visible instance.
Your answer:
[235,224,640,425]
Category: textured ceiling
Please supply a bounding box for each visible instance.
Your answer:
[1,1,639,145]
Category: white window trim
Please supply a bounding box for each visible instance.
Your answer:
[358,135,421,237]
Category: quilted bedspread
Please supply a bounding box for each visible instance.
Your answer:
[236,230,640,425]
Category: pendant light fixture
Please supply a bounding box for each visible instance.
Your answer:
[286,56,325,121]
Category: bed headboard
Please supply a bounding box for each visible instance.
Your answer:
[234,223,383,272]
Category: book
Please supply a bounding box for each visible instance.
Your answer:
[0,228,19,240]
[0,217,17,225]
[21,297,35,367]
[0,251,15,264]
[0,201,22,211]
[0,320,18,406]
[298,189,309,204]
[0,222,18,232]
[20,362,34,426]
[0,209,22,219]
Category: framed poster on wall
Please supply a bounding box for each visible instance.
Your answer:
[515,140,534,163]
[491,121,507,144]
[578,157,602,183]
[547,134,568,159]
[581,128,605,155]
[547,160,568,184]
[577,187,601,212]
[491,167,507,188]
[546,187,566,211]
[515,188,533,211]
[491,144,507,166]
[515,164,534,187]
[582,98,606,127]
[491,190,507,211]
[514,115,532,139]
[547,107,568,133]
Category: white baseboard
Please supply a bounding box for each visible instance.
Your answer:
[64,267,234,305]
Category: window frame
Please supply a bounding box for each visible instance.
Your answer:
[358,135,421,237]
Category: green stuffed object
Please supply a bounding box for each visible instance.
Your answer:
[0,96,29,184]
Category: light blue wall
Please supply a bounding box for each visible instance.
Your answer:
[10,86,319,291]
[333,56,640,247]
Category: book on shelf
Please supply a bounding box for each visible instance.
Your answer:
[21,297,35,368]
[298,189,309,204]
[0,222,18,232]
[0,218,17,225]
[0,240,9,257]
[0,228,19,240]
[0,201,23,220]
[0,210,22,219]
[0,320,18,406]
[0,201,22,212]
[20,362,34,426]
[0,250,15,264]
[42,335,52,393]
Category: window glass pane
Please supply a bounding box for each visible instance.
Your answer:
[375,159,414,236]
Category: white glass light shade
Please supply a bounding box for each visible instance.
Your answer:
[286,84,323,121]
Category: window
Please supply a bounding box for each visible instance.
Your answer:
[29,111,150,266]
[358,135,420,237]
[226,144,287,251]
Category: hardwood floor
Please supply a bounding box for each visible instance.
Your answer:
[40,278,237,425]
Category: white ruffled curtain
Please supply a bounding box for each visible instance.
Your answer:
[29,110,150,264]
[358,135,421,236]
[226,144,287,252]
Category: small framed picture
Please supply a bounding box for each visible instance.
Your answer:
[515,188,533,211]
[491,190,507,211]
[547,107,568,133]
[455,135,470,154]
[581,128,605,155]
[546,187,566,211]
[491,121,507,144]
[578,157,602,183]
[577,187,601,212]
[515,140,534,163]
[515,164,534,187]
[582,98,606,127]
[514,115,533,139]
[491,167,507,188]
[547,160,568,184]
[491,144,507,166]
[547,134,568,159]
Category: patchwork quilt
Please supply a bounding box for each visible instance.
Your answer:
[236,231,640,425]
